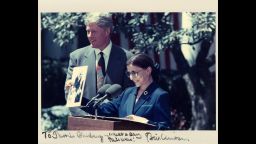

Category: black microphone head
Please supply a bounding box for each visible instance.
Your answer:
[105,84,122,95]
[97,84,111,94]
[93,84,122,108]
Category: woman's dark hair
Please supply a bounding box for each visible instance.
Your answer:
[127,53,160,82]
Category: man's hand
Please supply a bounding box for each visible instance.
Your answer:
[126,115,149,124]
[65,79,73,91]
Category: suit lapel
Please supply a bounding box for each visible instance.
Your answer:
[83,47,97,98]
[126,90,137,115]
[133,83,157,114]
[133,92,151,114]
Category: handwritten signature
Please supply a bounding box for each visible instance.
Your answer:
[42,131,190,143]
[42,131,103,142]
[145,132,190,142]
[105,132,142,142]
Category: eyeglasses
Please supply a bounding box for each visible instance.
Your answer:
[126,69,144,78]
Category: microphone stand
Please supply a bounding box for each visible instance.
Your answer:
[93,98,99,120]
[93,97,105,120]
[80,98,99,119]
[94,108,98,120]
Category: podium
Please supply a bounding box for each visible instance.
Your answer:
[67,115,156,130]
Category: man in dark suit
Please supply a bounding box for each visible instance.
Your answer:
[65,13,134,116]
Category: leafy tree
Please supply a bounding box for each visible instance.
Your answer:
[41,12,215,50]
[41,13,86,47]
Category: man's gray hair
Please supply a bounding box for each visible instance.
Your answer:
[84,12,113,29]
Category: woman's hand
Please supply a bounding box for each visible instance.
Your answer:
[126,115,149,124]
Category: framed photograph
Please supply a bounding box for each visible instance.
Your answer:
[66,66,88,107]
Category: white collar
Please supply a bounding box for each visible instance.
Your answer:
[94,41,112,56]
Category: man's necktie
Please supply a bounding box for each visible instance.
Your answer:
[96,52,106,91]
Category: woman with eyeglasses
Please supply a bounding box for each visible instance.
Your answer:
[84,53,171,130]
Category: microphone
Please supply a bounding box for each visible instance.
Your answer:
[93,84,122,108]
[84,84,111,107]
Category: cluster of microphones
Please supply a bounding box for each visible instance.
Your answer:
[83,84,122,109]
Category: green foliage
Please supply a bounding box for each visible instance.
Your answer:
[41,12,216,51]
[189,12,216,43]
[41,13,86,47]
[41,106,70,131]
[113,13,174,52]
